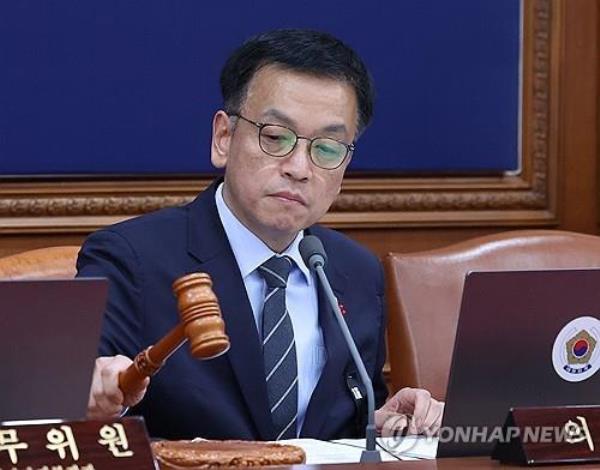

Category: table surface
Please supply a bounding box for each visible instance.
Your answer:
[282,457,600,469]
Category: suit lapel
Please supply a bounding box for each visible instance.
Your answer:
[186,181,274,440]
[301,232,350,438]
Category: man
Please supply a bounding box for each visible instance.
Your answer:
[79,29,443,440]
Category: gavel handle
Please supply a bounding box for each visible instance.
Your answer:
[118,324,186,403]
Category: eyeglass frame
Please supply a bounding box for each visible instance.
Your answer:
[229,113,355,170]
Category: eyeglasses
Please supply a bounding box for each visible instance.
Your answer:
[230,114,355,170]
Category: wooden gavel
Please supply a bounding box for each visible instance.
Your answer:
[118,272,230,403]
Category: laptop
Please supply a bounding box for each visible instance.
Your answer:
[0,278,107,422]
[438,269,600,457]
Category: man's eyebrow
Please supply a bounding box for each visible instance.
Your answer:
[261,109,295,126]
[261,108,349,135]
[321,123,348,134]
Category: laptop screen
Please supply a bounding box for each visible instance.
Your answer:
[438,269,600,457]
[0,278,107,421]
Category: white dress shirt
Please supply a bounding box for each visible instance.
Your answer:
[215,183,326,435]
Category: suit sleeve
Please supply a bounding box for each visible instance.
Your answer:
[373,259,389,408]
[76,229,144,359]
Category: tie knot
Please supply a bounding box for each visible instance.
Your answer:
[258,256,293,288]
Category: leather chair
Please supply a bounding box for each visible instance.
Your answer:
[385,230,600,400]
[0,246,80,279]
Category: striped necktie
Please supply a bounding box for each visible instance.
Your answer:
[258,255,298,440]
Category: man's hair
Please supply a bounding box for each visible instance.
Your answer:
[220,29,375,135]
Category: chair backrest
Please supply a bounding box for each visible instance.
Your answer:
[0,246,80,280]
[385,230,600,400]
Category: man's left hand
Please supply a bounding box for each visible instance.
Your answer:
[375,387,444,436]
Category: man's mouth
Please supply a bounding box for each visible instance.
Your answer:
[269,191,307,206]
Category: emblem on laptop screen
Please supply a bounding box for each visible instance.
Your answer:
[552,316,600,382]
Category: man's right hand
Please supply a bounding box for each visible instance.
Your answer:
[87,355,150,419]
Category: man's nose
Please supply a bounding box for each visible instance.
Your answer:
[280,138,312,181]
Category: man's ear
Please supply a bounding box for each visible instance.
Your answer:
[211,110,233,169]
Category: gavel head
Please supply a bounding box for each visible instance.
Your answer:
[172,273,230,359]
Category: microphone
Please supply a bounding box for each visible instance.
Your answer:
[300,235,381,463]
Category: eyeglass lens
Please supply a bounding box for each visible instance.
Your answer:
[259,125,348,169]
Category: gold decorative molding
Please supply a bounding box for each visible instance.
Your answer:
[0,0,560,233]
[0,194,192,217]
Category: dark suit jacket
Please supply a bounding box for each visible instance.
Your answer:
[77,180,388,440]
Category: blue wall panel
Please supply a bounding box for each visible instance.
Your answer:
[0,1,520,176]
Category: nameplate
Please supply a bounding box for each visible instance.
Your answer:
[492,405,600,465]
[0,417,156,470]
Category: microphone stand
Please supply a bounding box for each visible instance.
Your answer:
[313,264,381,463]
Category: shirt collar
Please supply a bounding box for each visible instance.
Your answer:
[215,183,311,284]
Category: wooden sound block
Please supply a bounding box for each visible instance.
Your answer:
[151,439,306,469]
